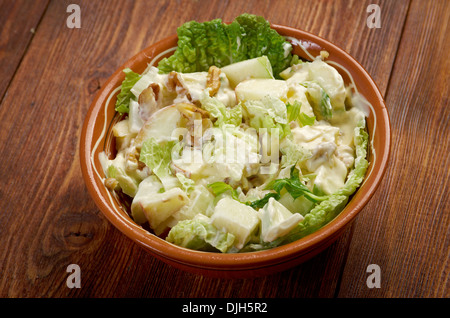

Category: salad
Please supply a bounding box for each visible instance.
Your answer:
[100,14,370,253]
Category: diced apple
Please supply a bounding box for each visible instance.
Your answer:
[278,192,314,216]
[307,59,346,110]
[105,152,143,197]
[235,78,288,102]
[133,104,182,149]
[130,176,163,224]
[259,197,304,242]
[172,185,215,221]
[313,156,348,195]
[221,56,274,88]
[175,72,208,102]
[112,118,133,151]
[128,99,144,134]
[286,83,315,118]
[210,197,260,249]
[131,183,189,230]
[112,118,130,137]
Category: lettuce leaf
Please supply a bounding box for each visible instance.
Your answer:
[279,137,311,168]
[167,216,235,253]
[243,96,290,139]
[301,82,333,120]
[246,192,280,210]
[115,68,141,114]
[139,138,177,181]
[245,96,288,125]
[157,14,293,77]
[200,94,242,127]
[266,166,328,203]
[234,14,292,77]
[176,172,195,193]
[207,182,239,201]
[335,122,369,196]
[286,100,301,122]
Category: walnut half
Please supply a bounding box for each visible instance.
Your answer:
[206,65,221,97]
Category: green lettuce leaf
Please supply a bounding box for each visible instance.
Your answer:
[335,121,370,196]
[207,182,239,201]
[176,172,195,193]
[298,112,316,126]
[234,14,292,77]
[245,96,287,124]
[243,96,290,139]
[302,82,333,120]
[139,138,176,181]
[157,13,293,77]
[167,216,235,253]
[246,192,280,210]
[200,94,242,127]
[283,193,350,241]
[279,137,311,168]
[266,166,328,203]
[115,68,141,114]
[286,100,301,122]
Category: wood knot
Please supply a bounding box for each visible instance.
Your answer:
[87,78,101,95]
[58,211,105,249]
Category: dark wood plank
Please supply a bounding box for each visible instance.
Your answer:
[338,0,449,298]
[0,0,409,297]
[0,0,49,101]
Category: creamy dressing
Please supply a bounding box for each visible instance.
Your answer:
[103,55,368,252]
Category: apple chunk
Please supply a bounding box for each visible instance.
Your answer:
[221,56,274,88]
[210,197,260,249]
[133,104,182,149]
[235,78,288,102]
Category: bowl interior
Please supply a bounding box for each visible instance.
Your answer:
[80,24,390,272]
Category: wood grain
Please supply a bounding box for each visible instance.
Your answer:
[1,0,446,299]
[338,0,449,298]
[0,0,49,100]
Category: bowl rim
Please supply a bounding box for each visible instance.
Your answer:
[80,23,391,271]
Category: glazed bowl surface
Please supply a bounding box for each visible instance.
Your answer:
[80,24,390,278]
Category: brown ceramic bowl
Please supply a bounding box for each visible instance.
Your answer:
[80,24,390,278]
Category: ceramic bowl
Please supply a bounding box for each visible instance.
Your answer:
[80,24,390,278]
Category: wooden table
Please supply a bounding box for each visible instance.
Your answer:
[0,0,448,300]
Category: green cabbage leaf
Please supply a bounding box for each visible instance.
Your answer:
[157,13,293,78]
[115,68,141,114]
[167,216,235,253]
